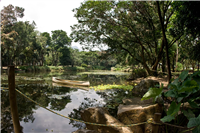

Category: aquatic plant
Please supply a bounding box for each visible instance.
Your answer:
[90,84,133,91]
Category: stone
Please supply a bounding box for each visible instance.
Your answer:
[81,107,132,133]
[72,129,99,133]
[117,104,163,133]
[132,79,160,97]
[122,97,154,105]
[111,67,116,71]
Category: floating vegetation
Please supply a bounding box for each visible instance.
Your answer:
[90,83,134,91]
[79,71,130,75]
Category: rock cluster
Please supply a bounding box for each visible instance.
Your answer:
[73,79,162,133]
[80,107,133,133]
[117,104,162,133]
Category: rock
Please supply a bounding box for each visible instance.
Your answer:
[123,97,154,105]
[111,67,116,71]
[117,104,163,133]
[132,79,160,97]
[81,107,132,133]
[72,129,99,133]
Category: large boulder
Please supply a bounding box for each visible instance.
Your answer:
[117,104,163,133]
[81,107,132,133]
[132,79,160,97]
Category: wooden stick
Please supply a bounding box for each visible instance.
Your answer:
[152,113,161,133]
[8,66,22,133]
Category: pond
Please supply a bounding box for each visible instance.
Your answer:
[1,70,132,133]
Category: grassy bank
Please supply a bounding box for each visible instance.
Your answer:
[17,66,85,72]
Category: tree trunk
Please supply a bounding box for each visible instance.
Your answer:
[142,62,152,76]
[1,60,3,73]
[162,54,166,73]
[175,44,179,72]
[8,66,23,133]
[152,39,165,71]
[172,54,175,72]
[198,61,199,71]
[157,1,172,83]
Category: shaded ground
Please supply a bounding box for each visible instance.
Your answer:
[128,75,179,89]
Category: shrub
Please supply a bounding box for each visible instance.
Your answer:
[130,69,147,79]
[176,62,183,71]
[81,63,88,67]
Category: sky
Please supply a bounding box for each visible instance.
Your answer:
[0,0,87,50]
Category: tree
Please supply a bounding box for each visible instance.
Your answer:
[35,31,47,66]
[172,1,200,71]
[71,1,178,78]
[59,46,72,66]
[69,48,82,67]
[1,4,24,65]
[13,21,36,66]
[173,1,200,38]
[156,1,173,82]
[51,30,71,66]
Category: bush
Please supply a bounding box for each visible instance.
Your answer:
[129,69,147,79]
[92,65,105,70]
[81,63,88,67]
[176,62,183,71]
[18,66,51,72]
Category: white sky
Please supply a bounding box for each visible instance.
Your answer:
[0,0,86,50]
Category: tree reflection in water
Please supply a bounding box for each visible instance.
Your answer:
[1,71,130,132]
[1,83,74,132]
[68,97,104,129]
[68,88,133,129]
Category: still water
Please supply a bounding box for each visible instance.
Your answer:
[1,70,131,133]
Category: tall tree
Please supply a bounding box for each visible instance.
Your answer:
[1,4,24,65]
[172,1,200,71]
[51,30,71,66]
[156,1,172,82]
[35,31,47,66]
[71,1,177,77]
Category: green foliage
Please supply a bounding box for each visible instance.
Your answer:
[187,114,200,133]
[141,86,163,102]
[81,63,88,67]
[112,64,124,71]
[130,69,147,79]
[70,1,176,74]
[142,70,200,132]
[176,62,183,72]
[92,65,105,70]
[91,84,133,91]
[161,102,181,122]
[172,1,200,38]
[18,66,50,72]
[59,47,71,66]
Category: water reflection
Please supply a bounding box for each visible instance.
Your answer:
[1,71,131,133]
